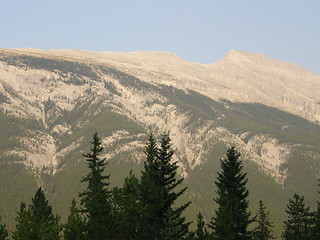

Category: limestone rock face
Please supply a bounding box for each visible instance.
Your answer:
[9,48,319,123]
[0,48,319,184]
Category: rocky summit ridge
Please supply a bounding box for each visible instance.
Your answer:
[6,48,320,123]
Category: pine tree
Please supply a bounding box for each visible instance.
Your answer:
[209,146,254,240]
[194,212,211,240]
[282,193,312,240]
[112,171,141,240]
[63,199,86,240]
[139,133,191,240]
[254,200,274,240]
[79,132,113,240]
[13,188,61,240]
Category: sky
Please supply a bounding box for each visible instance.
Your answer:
[1,0,319,74]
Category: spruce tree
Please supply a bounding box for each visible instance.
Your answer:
[12,203,33,240]
[139,133,191,240]
[209,146,253,240]
[112,171,141,240]
[139,133,162,240]
[13,188,61,240]
[254,200,274,240]
[157,133,191,239]
[31,188,61,240]
[79,132,113,240]
[194,212,210,240]
[64,199,86,240]
[282,193,312,240]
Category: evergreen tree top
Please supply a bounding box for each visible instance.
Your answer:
[282,193,312,240]
[255,200,274,240]
[79,132,113,240]
[80,132,109,188]
[139,132,191,240]
[285,194,310,216]
[82,132,107,169]
[215,146,248,199]
[210,146,253,240]
[30,187,54,222]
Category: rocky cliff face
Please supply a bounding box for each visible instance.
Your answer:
[0,48,319,182]
[11,48,319,122]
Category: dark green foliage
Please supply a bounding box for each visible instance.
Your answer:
[79,132,113,240]
[209,146,254,240]
[139,134,162,239]
[139,133,191,240]
[282,193,312,240]
[194,212,211,240]
[12,188,61,240]
[310,180,320,240]
[12,203,33,240]
[0,221,8,240]
[254,200,274,240]
[112,171,141,240]
[311,204,320,240]
[63,199,86,240]
[160,208,192,240]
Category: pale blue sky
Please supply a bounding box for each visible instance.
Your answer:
[1,0,319,74]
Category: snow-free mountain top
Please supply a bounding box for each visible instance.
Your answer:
[0,47,318,180]
[1,48,320,236]
[3,48,320,123]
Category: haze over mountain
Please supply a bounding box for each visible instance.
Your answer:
[0,48,319,237]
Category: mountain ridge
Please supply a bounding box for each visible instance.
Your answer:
[0,47,319,179]
[0,48,320,237]
[2,47,318,123]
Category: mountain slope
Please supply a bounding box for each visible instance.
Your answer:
[7,48,320,123]
[0,48,319,238]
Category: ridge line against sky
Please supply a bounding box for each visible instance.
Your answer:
[1,0,319,74]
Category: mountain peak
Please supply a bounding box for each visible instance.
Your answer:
[224,49,267,63]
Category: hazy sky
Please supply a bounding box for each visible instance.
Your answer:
[1,0,319,74]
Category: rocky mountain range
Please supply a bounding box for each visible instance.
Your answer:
[0,48,320,236]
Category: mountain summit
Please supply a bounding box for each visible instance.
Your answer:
[0,48,319,235]
[9,48,319,123]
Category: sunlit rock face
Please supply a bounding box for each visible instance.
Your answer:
[0,48,319,183]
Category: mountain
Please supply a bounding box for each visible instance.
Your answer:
[0,48,320,237]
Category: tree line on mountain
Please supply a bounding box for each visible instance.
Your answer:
[0,132,320,240]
